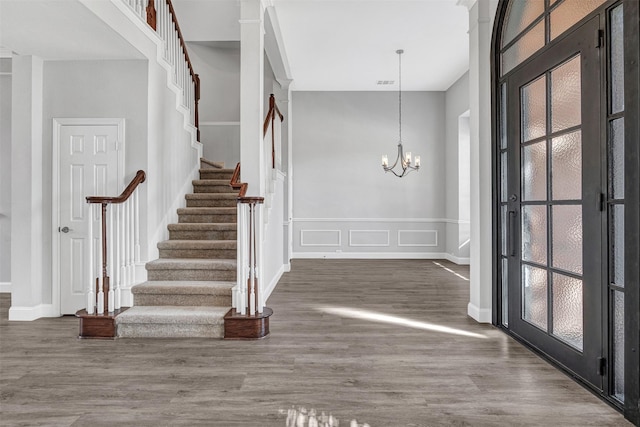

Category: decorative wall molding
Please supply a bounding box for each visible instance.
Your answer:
[397,230,438,247]
[293,252,454,260]
[300,230,341,247]
[348,230,390,247]
[294,217,469,224]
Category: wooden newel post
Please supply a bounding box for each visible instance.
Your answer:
[146,0,157,30]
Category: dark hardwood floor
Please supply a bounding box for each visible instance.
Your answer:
[0,259,630,426]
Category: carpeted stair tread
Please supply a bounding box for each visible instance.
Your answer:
[177,207,236,215]
[157,240,237,250]
[186,193,237,200]
[146,258,236,270]
[117,306,229,324]
[132,280,234,295]
[168,223,236,231]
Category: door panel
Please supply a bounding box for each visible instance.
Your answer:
[58,124,119,314]
[505,17,603,388]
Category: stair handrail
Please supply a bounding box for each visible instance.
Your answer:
[263,94,284,169]
[86,170,146,204]
[83,170,146,316]
[230,162,248,198]
[124,0,200,141]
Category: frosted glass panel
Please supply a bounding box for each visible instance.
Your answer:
[611,205,624,287]
[611,118,625,200]
[610,5,624,114]
[552,273,583,351]
[523,264,548,330]
[501,152,508,202]
[501,205,507,256]
[551,56,581,133]
[502,21,545,76]
[613,290,625,401]
[550,0,607,40]
[522,142,547,201]
[500,83,507,148]
[502,0,545,46]
[552,205,583,274]
[521,76,547,142]
[502,258,508,327]
[552,130,582,200]
[522,205,547,265]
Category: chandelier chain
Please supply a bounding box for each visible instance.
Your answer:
[398,49,402,143]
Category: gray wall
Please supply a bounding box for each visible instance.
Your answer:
[40,60,148,302]
[444,72,470,261]
[0,59,11,285]
[187,42,240,167]
[292,91,447,256]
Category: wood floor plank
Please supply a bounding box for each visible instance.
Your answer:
[0,259,630,426]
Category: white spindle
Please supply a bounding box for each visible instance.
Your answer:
[86,204,95,314]
[134,190,140,264]
[115,204,122,310]
[108,206,115,312]
[96,207,104,315]
[256,204,264,314]
[120,201,127,289]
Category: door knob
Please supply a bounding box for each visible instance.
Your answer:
[60,226,70,233]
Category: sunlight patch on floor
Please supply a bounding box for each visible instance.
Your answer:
[316,306,487,339]
[433,261,469,281]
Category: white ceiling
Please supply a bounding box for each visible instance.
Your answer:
[272,0,470,91]
[0,0,143,61]
[174,0,470,92]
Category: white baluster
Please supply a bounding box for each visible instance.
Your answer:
[248,203,256,315]
[86,204,95,315]
[120,201,127,289]
[124,198,131,287]
[127,198,134,285]
[236,201,242,311]
[115,204,121,310]
[108,206,115,313]
[257,203,264,314]
[96,206,104,315]
[239,203,247,315]
[134,190,140,264]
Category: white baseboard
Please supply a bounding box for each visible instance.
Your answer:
[264,264,286,304]
[8,304,57,321]
[284,262,291,273]
[0,282,11,293]
[443,253,470,265]
[467,302,492,323]
[292,252,452,260]
[121,287,134,308]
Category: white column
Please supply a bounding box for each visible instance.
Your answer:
[239,0,266,197]
[277,80,293,271]
[9,55,47,321]
[460,0,497,323]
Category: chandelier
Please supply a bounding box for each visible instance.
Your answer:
[381,49,420,177]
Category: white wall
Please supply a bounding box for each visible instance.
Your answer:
[187,42,240,167]
[0,59,11,288]
[444,72,470,263]
[291,91,448,258]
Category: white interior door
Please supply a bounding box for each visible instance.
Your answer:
[56,122,122,314]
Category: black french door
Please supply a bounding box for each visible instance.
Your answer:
[504,16,604,388]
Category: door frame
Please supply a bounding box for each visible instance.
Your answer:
[51,118,125,316]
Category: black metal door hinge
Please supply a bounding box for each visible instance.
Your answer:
[599,193,606,211]
[597,357,606,376]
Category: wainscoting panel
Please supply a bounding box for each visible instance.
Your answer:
[397,230,438,247]
[349,230,390,247]
[293,218,449,256]
[300,229,341,247]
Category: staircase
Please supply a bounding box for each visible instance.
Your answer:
[116,160,238,338]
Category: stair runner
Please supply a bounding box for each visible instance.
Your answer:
[116,160,237,338]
